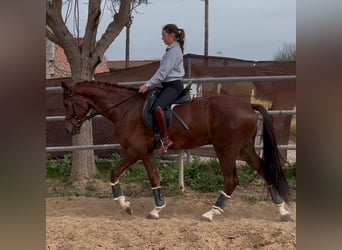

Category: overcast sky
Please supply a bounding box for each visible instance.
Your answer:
[73,0,296,61]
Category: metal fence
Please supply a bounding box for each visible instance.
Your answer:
[46,75,296,153]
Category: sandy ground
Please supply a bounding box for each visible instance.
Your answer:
[46,151,296,249]
[46,189,296,249]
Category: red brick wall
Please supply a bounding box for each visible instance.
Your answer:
[47,41,109,79]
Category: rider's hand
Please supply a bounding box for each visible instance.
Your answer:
[139,85,149,94]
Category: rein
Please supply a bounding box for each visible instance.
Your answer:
[84,92,139,121]
[66,86,139,123]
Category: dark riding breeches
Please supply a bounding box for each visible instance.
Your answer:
[152,80,183,111]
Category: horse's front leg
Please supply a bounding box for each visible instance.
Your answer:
[110,155,139,215]
[142,154,166,219]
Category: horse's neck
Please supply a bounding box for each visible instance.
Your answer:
[75,83,138,117]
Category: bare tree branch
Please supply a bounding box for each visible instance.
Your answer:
[82,0,101,60]
[46,27,59,44]
[46,0,81,69]
[91,0,132,66]
[132,0,149,10]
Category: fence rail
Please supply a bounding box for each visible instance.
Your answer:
[46,143,296,152]
[46,75,296,152]
[46,109,296,122]
[46,75,296,93]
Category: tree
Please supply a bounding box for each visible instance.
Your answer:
[274,42,296,61]
[46,0,147,181]
[106,1,147,68]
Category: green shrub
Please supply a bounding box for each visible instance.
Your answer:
[95,154,119,181]
[96,153,148,183]
[237,164,261,185]
[184,157,224,192]
[46,153,72,178]
[46,153,296,197]
[285,162,296,188]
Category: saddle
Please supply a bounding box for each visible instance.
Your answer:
[142,83,192,131]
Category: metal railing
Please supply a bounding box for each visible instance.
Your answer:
[46,75,296,153]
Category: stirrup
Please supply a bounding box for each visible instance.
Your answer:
[155,139,173,154]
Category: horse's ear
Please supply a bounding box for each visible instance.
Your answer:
[61,81,69,91]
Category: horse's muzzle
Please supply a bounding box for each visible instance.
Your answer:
[64,119,82,135]
[65,125,80,135]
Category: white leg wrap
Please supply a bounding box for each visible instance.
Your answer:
[110,180,119,186]
[202,207,222,221]
[148,203,166,219]
[277,202,291,221]
[220,191,231,199]
[114,196,132,215]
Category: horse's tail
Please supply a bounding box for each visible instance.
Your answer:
[252,104,290,203]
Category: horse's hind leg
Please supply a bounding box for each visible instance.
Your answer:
[202,147,239,221]
[239,140,291,221]
[142,154,166,219]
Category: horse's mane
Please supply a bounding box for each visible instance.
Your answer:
[76,80,139,93]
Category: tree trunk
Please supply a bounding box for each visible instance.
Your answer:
[70,68,96,182]
[71,120,96,182]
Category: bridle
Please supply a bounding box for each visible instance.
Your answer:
[65,86,139,127]
[64,87,88,127]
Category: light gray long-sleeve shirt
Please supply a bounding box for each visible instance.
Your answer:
[145,41,184,87]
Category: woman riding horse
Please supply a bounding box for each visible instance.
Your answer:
[139,24,186,154]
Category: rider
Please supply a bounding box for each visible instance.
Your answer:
[139,24,185,154]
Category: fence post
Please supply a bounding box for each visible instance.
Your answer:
[255,112,263,157]
[178,150,185,192]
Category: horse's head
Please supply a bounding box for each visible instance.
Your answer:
[61,81,91,135]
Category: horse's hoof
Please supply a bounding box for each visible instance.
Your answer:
[280,213,291,222]
[202,207,221,221]
[202,212,214,221]
[147,212,159,219]
[277,202,291,222]
[125,206,132,215]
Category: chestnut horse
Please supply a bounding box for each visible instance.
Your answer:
[61,80,290,221]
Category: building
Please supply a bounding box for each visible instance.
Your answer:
[45,38,109,79]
